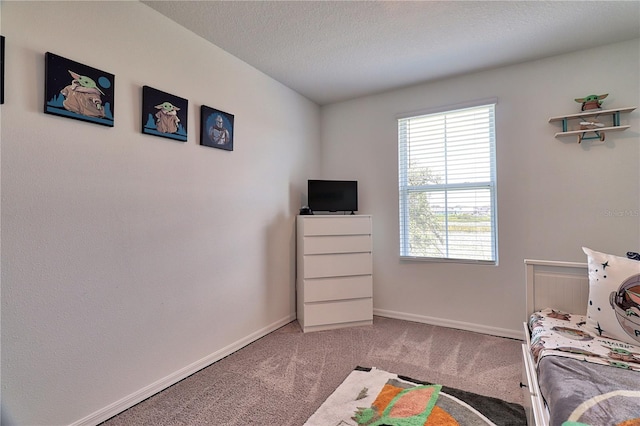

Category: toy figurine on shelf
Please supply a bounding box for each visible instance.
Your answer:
[549,98,635,144]
[573,93,608,141]
[574,93,608,111]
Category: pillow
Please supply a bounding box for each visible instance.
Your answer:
[583,247,640,345]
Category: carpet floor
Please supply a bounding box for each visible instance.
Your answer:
[102,316,524,425]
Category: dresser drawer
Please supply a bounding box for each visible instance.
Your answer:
[303,235,371,255]
[304,275,372,302]
[303,252,372,278]
[303,298,373,327]
[302,216,371,236]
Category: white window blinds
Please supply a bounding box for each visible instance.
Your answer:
[398,102,497,263]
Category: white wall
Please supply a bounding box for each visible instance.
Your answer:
[321,38,640,337]
[0,2,319,425]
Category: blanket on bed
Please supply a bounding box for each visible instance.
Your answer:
[530,309,640,426]
[538,356,640,426]
[529,308,640,371]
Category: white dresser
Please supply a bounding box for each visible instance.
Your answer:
[296,215,373,333]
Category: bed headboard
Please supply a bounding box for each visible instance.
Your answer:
[525,259,589,318]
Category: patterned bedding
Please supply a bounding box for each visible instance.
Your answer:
[528,308,640,426]
[529,308,640,371]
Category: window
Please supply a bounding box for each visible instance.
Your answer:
[398,100,497,264]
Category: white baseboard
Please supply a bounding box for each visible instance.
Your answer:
[71,313,296,426]
[374,308,523,340]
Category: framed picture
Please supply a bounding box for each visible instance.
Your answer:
[142,86,188,142]
[1,36,5,104]
[44,52,115,126]
[200,105,234,151]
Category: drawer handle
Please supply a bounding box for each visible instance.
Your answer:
[519,382,528,389]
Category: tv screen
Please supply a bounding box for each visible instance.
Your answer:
[308,180,358,213]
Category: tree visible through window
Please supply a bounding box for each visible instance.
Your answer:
[398,101,497,263]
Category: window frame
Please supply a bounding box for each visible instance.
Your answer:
[397,98,498,265]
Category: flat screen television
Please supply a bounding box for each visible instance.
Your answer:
[308,180,358,213]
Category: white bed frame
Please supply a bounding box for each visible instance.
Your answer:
[521,259,589,426]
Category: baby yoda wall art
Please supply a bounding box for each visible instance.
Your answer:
[142,86,188,142]
[44,52,115,127]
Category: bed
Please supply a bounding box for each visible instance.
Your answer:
[521,248,640,426]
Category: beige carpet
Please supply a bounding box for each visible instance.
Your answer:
[103,316,524,425]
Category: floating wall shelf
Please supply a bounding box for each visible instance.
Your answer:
[549,106,636,143]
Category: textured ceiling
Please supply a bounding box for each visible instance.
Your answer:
[142,1,640,105]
